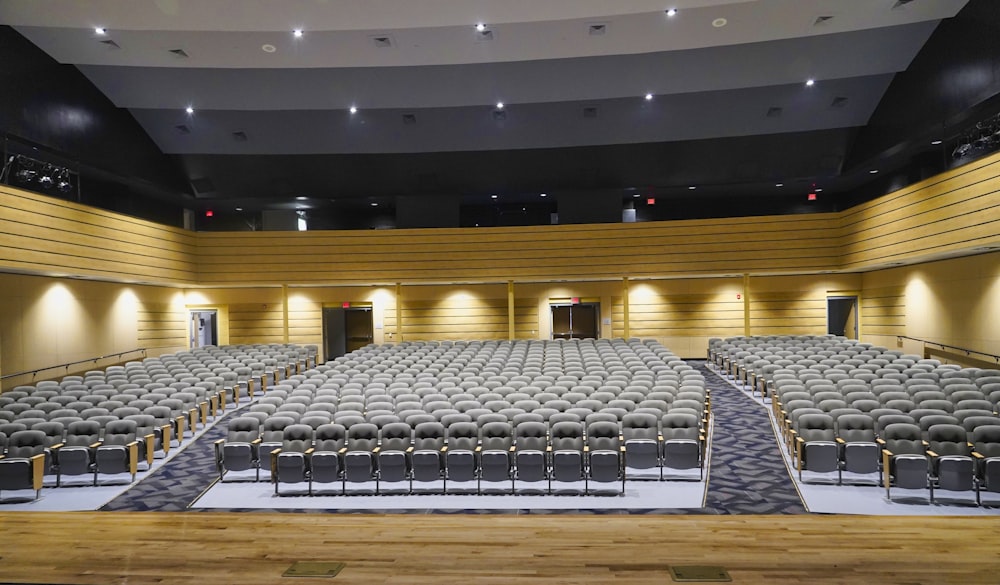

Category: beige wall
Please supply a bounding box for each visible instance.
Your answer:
[862,251,1000,365]
[0,273,186,388]
[3,152,1000,384]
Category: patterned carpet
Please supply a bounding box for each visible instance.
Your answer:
[694,361,808,514]
[99,361,808,514]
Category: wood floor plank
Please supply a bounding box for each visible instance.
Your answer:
[0,512,998,584]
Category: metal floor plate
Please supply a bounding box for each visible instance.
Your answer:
[669,565,732,582]
[283,561,346,578]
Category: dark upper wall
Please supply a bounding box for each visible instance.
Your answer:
[0,26,190,225]
[846,0,1000,170]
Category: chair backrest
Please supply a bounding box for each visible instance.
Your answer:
[103,420,138,446]
[972,425,1000,458]
[836,414,875,443]
[313,423,347,451]
[796,413,835,442]
[280,424,315,453]
[514,421,548,451]
[412,421,446,451]
[661,413,699,441]
[926,424,972,456]
[587,420,620,451]
[5,430,46,458]
[622,412,658,441]
[479,421,513,451]
[379,422,413,452]
[446,421,479,451]
[882,423,925,455]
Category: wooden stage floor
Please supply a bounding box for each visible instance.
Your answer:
[1,512,999,584]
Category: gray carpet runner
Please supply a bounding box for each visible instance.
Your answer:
[693,361,808,514]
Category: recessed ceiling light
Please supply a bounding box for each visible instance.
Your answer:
[775,183,784,187]
[475,23,487,32]
[185,106,194,114]
[633,193,640,198]
[491,194,498,199]
[815,188,824,192]
[495,102,504,110]
[293,29,304,38]
[95,27,107,35]
[931,139,942,145]
[295,196,307,201]
[712,17,728,28]
[540,193,547,198]
[869,169,879,174]
[666,9,677,17]
[349,106,358,114]
[235,207,243,211]
[644,93,653,101]
[370,202,378,207]
[261,44,277,53]
[806,79,815,87]
[688,186,697,190]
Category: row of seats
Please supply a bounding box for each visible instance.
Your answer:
[214,339,709,495]
[0,343,317,501]
[219,410,706,495]
[709,335,1000,505]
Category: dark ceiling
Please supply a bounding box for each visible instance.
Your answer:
[2,0,1000,230]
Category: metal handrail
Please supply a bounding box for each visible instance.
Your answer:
[896,336,1000,364]
[0,348,148,381]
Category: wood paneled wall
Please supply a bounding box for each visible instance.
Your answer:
[136,299,187,351]
[228,302,285,345]
[0,186,196,284]
[861,285,906,337]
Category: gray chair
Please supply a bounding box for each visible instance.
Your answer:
[376,422,412,493]
[213,417,262,482]
[881,422,929,500]
[444,421,479,493]
[513,421,549,493]
[309,423,347,494]
[410,421,446,493]
[0,430,47,501]
[622,413,661,479]
[926,423,976,504]
[271,424,314,495]
[972,425,1000,505]
[660,413,703,480]
[478,421,513,494]
[549,421,586,494]
[343,422,379,492]
[835,414,879,484]
[94,420,140,485]
[794,413,839,483]
[52,420,101,486]
[587,420,625,495]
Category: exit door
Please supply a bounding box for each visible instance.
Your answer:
[827,296,858,339]
[189,310,218,348]
[323,307,374,359]
[551,303,599,339]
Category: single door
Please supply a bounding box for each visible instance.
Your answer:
[189,310,218,348]
[345,308,374,353]
[827,296,858,339]
[323,307,347,360]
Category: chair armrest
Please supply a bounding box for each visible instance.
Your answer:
[583,446,590,452]
[973,452,984,459]
[876,438,886,445]
[405,447,414,453]
[882,448,894,457]
[304,448,315,455]
[372,447,381,453]
[926,450,939,458]
[508,446,516,452]
[251,438,262,445]
[270,448,282,456]
[143,433,155,466]
[29,453,45,491]
[795,436,804,445]
[835,438,845,444]
[474,446,482,452]
[338,447,347,454]
[213,438,226,446]
[49,442,65,451]
[90,441,103,449]
[127,441,139,475]
[440,446,448,452]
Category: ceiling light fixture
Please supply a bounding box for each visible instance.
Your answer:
[666,9,677,17]
[712,17,728,28]
[495,102,504,110]
[688,186,697,190]
[185,106,194,114]
[261,44,277,53]
[370,202,378,207]
[349,106,358,114]
[540,193,547,198]
[644,93,653,101]
[491,194,498,199]
[931,139,942,145]
[293,29,304,38]
[805,79,815,87]
[235,207,243,211]
[95,27,107,35]
[475,23,487,32]
[775,183,784,187]
[869,169,879,174]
